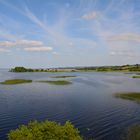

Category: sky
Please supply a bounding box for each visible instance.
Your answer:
[0,0,140,68]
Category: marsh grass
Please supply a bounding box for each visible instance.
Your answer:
[0,79,32,85]
[114,92,140,103]
[51,75,76,78]
[132,75,140,78]
[122,124,140,140]
[37,80,72,85]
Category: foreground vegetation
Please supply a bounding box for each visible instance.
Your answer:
[122,124,140,140]
[10,64,140,73]
[114,92,140,103]
[8,120,83,140]
[37,80,72,85]
[0,79,32,85]
[7,118,140,140]
[51,76,76,78]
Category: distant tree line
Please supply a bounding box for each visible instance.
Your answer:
[10,67,53,72]
[10,64,140,72]
[10,67,63,72]
[76,64,140,72]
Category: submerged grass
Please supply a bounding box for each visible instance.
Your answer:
[0,79,32,85]
[114,92,140,103]
[51,75,76,78]
[38,80,72,85]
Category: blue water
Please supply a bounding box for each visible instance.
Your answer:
[0,69,140,140]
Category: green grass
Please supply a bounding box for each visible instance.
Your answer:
[38,80,72,85]
[51,75,76,78]
[122,124,140,140]
[132,75,140,78]
[114,92,140,103]
[0,79,32,85]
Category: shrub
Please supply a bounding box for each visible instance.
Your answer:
[8,120,83,140]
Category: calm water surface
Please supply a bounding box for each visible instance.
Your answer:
[0,69,140,140]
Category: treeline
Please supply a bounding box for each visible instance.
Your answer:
[10,64,140,73]
[76,64,140,72]
[10,67,57,72]
[10,67,74,72]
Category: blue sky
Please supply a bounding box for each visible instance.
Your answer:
[0,0,140,68]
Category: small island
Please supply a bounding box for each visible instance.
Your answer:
[1,79,32,85]
[51,75,76,78]
[132,75,140,78]
[114,92,140,103]
[37,80,72,85]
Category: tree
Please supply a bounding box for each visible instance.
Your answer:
[10,67,27,72]
[8,120,83,140]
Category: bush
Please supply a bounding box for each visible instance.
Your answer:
[12,67,27,72]
[8,120,83,140]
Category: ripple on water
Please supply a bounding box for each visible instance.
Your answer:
[0,71,140,140]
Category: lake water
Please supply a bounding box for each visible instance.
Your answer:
[0,69,140,140]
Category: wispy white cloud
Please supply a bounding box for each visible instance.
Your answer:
[0,39,48,47]
[0,1,98,50]
[82,11,97,20]
[0,39,53,52]
[107,33,140,43]
[24,46,53,52]
[0,0,139,66]
[109,50,139,57]
[0,29,22,41]
[24,6,57,38]
[52,51,60,55]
